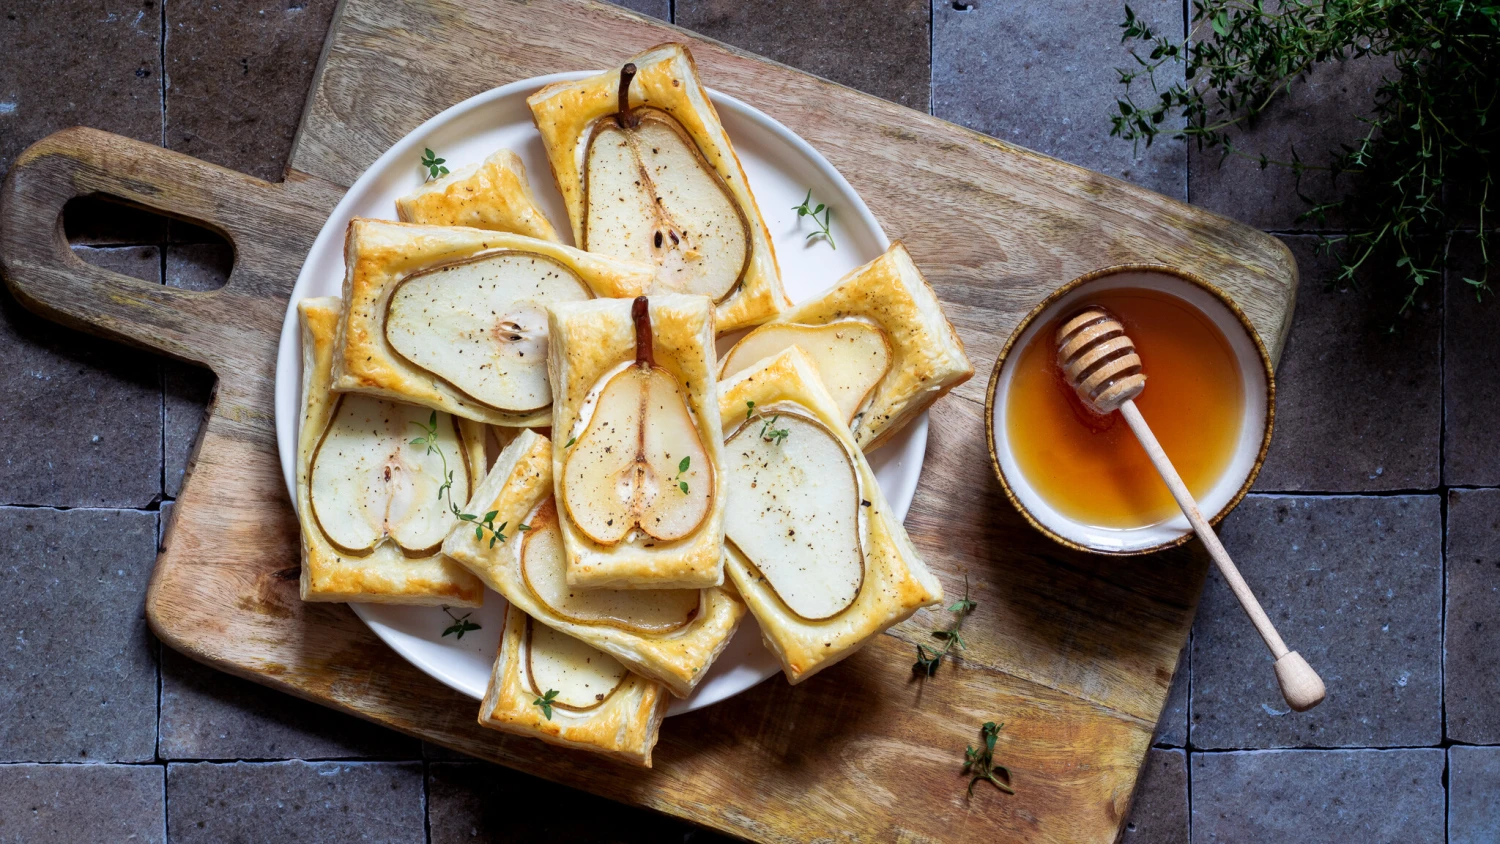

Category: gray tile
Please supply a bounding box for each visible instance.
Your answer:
[1191,495,1442,749]
[933,0,1186,200]
[0,247,165,508]
[1444,238,1500,486]
[162,244,229,498]
[1154,647,1189,747]
[428,762,729,843]
[1123,748,1187,844]
[1450,745,1500,844]
[0,507,159,762]
[1190,749,1445,842]
[676,0,930,111]
[0,763,164,843]
[165,0,340,181]
[1445,488,1500,744]
[608,0,669,19]
[167,761,425,844]
[1254,237,1441,492]
[0,1,162,176]
[159,648,420,761]
[1188,56,1394,231]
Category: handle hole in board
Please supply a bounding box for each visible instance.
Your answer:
[62,195,235,292]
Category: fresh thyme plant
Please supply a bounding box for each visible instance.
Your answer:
[1111,0,1498,310]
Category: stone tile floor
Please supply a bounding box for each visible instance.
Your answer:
[1,1,1495,841]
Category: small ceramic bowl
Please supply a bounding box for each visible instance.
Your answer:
[985,265,1275,555]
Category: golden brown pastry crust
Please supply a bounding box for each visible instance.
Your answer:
[330,218,655,426]
[442,431,745,698]
[717,347,943,683]
[527,42,787,333]
[479,605,669,768]
[722,241,973,451]
[547,295,725,590]
[395,148,560,241]
[296,297,485,606]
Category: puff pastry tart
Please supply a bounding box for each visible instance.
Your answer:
[395,148,560,242]
[527,42,787,333]
[331,218,655,427]
[479,605,670,768]
[296,297,485,606]
[443,430,746,698]
[548,295,725,590]
[719,242,974,452]
[718,347,944,684]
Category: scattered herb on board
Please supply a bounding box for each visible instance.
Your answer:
[409,412,508,547]
[533,689,560,719]
[1110,0,1498,311]
[441,607,481,640]
[420,148,450,181]
[675,455,691,494]
[913,576,977,676]
[964,721,1015,796]
[793,189,836,250]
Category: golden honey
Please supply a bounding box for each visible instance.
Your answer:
[1006,287,1244,529]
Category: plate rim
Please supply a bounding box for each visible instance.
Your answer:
[272,71,928,716]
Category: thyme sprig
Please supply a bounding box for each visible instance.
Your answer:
[743,401,790,445]
[441,607,481,640]
[674,455,691,494]
[420,148,449,181]
[793,189,836,250]
[533,689,560,719]
[410,411,508,548]
[1110,0,1498,310]
[914,577,977,676]
[964,721,1015,797]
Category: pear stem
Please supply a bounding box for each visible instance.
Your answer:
[632,296,655,368]
[616,62,638,129]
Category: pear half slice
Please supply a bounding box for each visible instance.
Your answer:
[309,396,468,556]
[723,404,865,620]
[521,500,701,634]
[562,297,714,545]
[523,616,630,711]
[582,64,751,303]
[719,321,893,424]
[385,251,592,413]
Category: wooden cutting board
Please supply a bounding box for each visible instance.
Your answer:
[0,0,1297,840]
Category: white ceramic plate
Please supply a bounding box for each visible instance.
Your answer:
[274,72,929,715]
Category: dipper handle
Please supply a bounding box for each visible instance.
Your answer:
[1117,399,1325,712]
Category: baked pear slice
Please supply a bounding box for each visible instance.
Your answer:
[562,297,713,546]
[548,294,725,591]
[717,347,943,684]
[528,42,788,333]
[332,219,655,427]
[723,405,865,620]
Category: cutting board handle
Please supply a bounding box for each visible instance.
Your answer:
[0,127,301,369]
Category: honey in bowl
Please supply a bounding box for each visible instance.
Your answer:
[1005,287,1245,529]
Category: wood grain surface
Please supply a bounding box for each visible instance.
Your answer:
[0,1,1298,841]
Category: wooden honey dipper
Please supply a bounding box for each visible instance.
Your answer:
[1057,306,1327,712]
